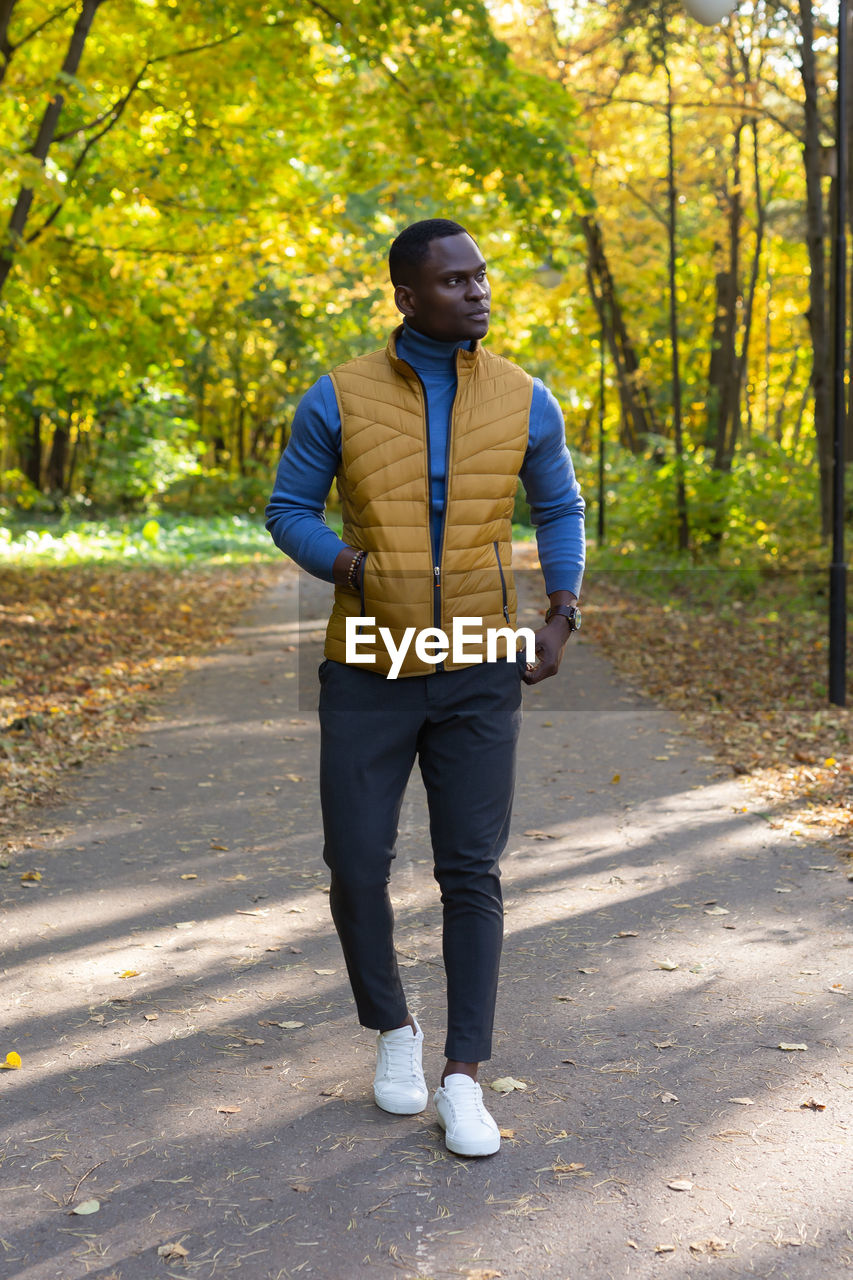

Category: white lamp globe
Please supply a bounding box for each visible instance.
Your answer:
[681,0,736,24]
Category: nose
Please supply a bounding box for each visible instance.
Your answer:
[467,277,488,301]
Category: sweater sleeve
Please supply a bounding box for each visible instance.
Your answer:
[264,376,347,582]
[519,380,586,598]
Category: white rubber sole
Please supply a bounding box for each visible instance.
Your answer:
[436,1109,501,1157]
[373,1089,428,1115]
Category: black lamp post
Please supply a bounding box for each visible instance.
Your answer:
[829,0,848,706]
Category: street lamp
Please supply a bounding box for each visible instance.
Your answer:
[682,0,848,706]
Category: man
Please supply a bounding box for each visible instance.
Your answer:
[266,218,584,1158]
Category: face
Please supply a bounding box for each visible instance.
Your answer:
[394,233,491,343]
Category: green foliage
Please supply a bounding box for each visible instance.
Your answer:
[583,436,823,567]
[0,514,279,566]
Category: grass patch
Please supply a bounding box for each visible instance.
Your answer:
[0,513,282,566]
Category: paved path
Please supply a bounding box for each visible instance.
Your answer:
[1,566,851,1280]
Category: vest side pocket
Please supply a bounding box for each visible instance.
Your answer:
[493,541,510,624]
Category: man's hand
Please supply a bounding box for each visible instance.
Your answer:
[522,614,572,685]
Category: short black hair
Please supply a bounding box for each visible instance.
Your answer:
[389,218,473,286]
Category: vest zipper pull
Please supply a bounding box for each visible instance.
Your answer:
[434,565,440,583]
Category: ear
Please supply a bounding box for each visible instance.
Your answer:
[394,283,416,317]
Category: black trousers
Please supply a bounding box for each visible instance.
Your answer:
[318,656,523,1062]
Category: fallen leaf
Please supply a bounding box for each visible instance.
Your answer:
[577,967,599,974]
[626,1239,638,1249]
[20,870,41,882]
[523,829,558,840]
[778,1042,808,1052]
[499,1128,515,1138]
[216,1104,241,1114]
[286,774,304,782]
[320,1083,344,1097]
[118,969,139,979]
[157,1242,189,1260]
[241,1038,264,1046]
[615,930,638,938]
[800,1097,826,1111]
[175,921,195,929]
[209,843,230,851]
[704,905,730,916]
[655,1243,676,1253]
[143,1013,158,1022]
[291,1183,312,1193]
[70,1199,100,1215]
[728,1096,754,1105]
[180,873,197,880]
[223,873,247,882]
[656,959,679,971]
[659,1091,679,1103]
[610,773,620,784]
[313,968,336,975]
[689,1238,729,1255]
[235,909,268,917]
[1,1051,22,1070]
[667,1179,693,1191]
[490,1076,528,1093]
[653,1039,675,1049]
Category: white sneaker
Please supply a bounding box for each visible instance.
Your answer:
[373,1019,428,1115]
[434,1073,501,1157]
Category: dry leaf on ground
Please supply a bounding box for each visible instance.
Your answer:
[490,1077,527,1094]
[69,1199,100,1215]
[157,1243,189,1260]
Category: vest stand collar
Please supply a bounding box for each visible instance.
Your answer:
[386,325,482,378]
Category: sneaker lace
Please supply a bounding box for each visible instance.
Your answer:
[448,1079,486,1121]
[382,1034,419,1082]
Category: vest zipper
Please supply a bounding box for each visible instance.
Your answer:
[494,540,510,624]
[412,369,443,637]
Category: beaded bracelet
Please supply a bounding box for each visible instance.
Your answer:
[346,549,365,590]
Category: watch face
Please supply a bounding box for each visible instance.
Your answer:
[573,607,582,631]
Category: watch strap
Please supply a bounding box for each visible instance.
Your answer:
[545,603,581,631]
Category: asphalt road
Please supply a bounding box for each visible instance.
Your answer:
[1,564,850,1280]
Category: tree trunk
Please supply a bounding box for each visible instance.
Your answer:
[45,421,69,492]
[798,0,833,538]
[0,0,105,296]
[23,409,42,487]
[578,213,661,451]
[0,0,19,81]
[707,124,744,472]
[665,61,689,552]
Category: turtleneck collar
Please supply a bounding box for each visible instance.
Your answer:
[396,321,473,372]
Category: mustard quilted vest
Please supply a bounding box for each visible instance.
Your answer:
[323,327,532,677]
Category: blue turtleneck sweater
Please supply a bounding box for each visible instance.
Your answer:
[265,323,585,597]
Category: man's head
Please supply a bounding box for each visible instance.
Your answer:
[389,219,491,344]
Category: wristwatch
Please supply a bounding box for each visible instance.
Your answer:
[545,603,582,632]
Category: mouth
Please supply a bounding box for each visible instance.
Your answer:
[468,309,490,318]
